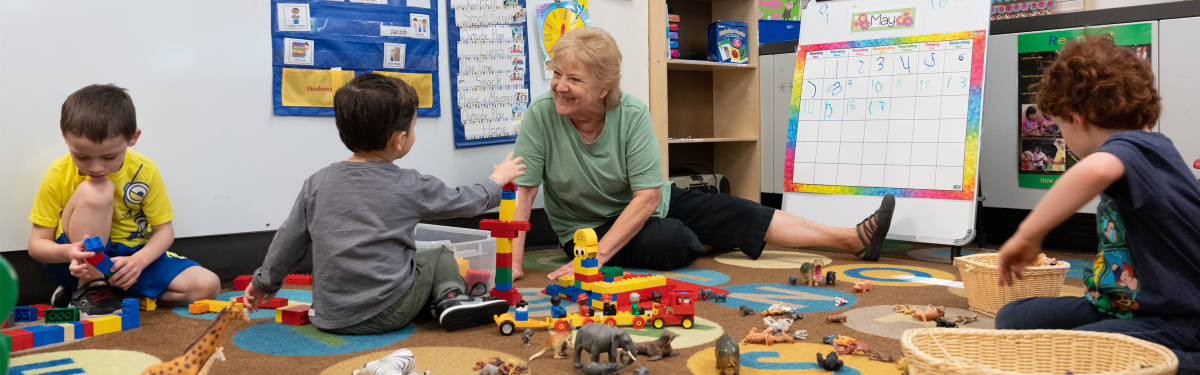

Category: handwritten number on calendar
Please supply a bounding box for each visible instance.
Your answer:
[877,57,885,71]
[847,100,856,114]
[808,81,817,98]
[873,79,883,93]
[960,77,968,87]
[958,53,965,61]
[820,4,829,23]
[898,55,911,74]
[924,53,936,68]
[827,82,843,96]
[858,60,865,74]
[824,102,834,118]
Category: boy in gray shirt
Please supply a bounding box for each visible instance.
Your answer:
[242,73,526,334]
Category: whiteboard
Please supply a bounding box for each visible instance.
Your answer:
[782,0,992,245]
[0,0,648,251]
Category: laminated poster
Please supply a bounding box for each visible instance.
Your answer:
[449,0,531,148]
[536,0,590,79]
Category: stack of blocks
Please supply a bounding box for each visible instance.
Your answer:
[277,305,311,326]
[2,298,140,352]
[479,182,529,306]
[82,237,115,278]
[188,299,243,315]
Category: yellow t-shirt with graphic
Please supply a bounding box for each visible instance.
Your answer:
[29,149,173,248]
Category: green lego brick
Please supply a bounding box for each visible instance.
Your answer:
[44,307,79,324]
[574,280,583,289]
[495,268,512,283]
[599,266,623,278]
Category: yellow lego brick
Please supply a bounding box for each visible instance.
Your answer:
[591,282,611,295]
[456,258,470,279]
[140,297,157,311]
[646,275,667,288]
[592,300,604,309]
[499,200,516,221]
[579,281,592,291]
[276,308,284,323]
[57,323,75,343]
[90,315,122,336]
[205,300,232,313]
[576,266,598,276]
[558,275,574,287]
[496,237,512,254]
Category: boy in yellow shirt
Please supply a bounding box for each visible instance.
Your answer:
[28,84,219,315]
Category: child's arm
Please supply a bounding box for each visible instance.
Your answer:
[419,153,525,219]
[246,184,314,312]
[997,152,1125,286]
[108,221,175,289]
[28,224,90,264]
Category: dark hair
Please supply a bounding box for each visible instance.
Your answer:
[60,84,137,143]
[1034,35,1160,130]
[334,73,419,152]
[1025,106,1038,119]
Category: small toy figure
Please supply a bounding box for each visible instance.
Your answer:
[798,262,819,287]
[634,331,679,361]
[793,330,808,340]
[698,289,714,301]
[713,293,727,303]
[894,305,913,315]
[911,305,946,322]
[573,323,637,369]
[953,313,979,325]
[935,317,957,328]
[833,336,870,355]
[788,275,798,286]
[578,299,590,318]
[550,296,566,318]
[521,328,534,346]
[580,362,621,375]
[629,292,642,315]
[515,300,529,321]
[633,366,650,375]
[826,314,847,324]
[853,280,872,292]
[740,327,795,346]
[1032,253,1058,267]
[760,304,794,317]
[822,334,841,345]
[763,316,793,336]
[738,305,754,317]
[715,334,740,375]
[474,357,526,375]
[834,297,849,306]
[826,271,837,285]
[817,352,843,371]
[352,348,429,375]
[528,321,573,361]
[601,294,616,316]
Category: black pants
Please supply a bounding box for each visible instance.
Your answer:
[561,186,775,270]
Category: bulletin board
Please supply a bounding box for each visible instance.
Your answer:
[781,0,992,246]
[271,0,441,117]
[448,1,533,148]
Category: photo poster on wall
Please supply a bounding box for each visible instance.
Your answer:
[271,0,440,117]
[758,0,803,21]
[784,1,990,202]
[448,1,532,148]
[536,0,591,80]
[1015,22,1152,188]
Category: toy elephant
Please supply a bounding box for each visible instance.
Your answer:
[574,322,638,369]
[713,293,727,302]
[715,333,740,375]
[581,361,622,375]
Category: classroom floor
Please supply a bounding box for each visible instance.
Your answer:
[7,242,1093,375]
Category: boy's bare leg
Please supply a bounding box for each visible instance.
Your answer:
[157,266,220,306]
[763,210,861,252]
[61,178,115,284]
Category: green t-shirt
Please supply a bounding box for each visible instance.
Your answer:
[514,91,672,245]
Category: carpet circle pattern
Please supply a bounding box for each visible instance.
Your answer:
[839,304,994,340]
[714,284,855,313]
[233,321,416,356]
[625,316,724,349]
[172,289,313,320]
[714,251,833,269]
[686,342,901,374]
[823,264,957,286]
[320,347,525,375]
[8,350,162,375]
[523,252,571,271]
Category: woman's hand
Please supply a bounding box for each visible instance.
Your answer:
[547,263,574,280]
[488,152,526,185]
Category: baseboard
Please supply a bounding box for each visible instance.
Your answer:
[977,206,1098,254]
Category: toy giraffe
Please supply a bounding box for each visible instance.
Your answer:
[140,304,249,375]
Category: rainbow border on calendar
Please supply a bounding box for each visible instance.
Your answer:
[784,30,987,201]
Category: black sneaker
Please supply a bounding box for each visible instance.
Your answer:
[72,279,123,316]
[430,289,510,332]
[51,285,75,308]
[854,194,895,261]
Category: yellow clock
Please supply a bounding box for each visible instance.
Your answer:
[541,6,587,58]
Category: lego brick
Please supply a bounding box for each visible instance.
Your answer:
[502,182,517,191]
[494,282,512,291]
[80,320,94,337]
[501,190,516,200]
[495,252,512,267]
[557,276,573,287]
[235,296,289,309]
[575,266,598,276]
[85,252,116,277]
[495,268,512,283]
[121,298,138,315]
[285,274,313,285]
[189,303,210,314]
[33,304,52,318]
[57,323,75,343]
[13,306,36,322]
[121,312,139,331]
[280,305,311,326]
[44,307,79,324]
[604,276,613,283]
[478,219,530,232]
[3,329,32,351]
[490,230,518,239]
[574,280,582,289]
[140,297,157,311]
[578,273,605,283]
[456,258,470,278]
[276,307,284,323]
[515,310,528,321]
[24,325,64,347]
[69,322,86,339]
[465,270,490,290]
[83,236,105,251]
[234,275,253,291]
[496,237,512,254]
[579,281,592,291]
[581,258,598,268]
[195,299,232,313]
[89,315,122,336]
[600,266,624,277]
[489,288,522,306]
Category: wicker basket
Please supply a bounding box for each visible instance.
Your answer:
[901,328,1178,375]
[956,253,1070,316]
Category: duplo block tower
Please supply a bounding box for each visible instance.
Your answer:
[480,182,529,306]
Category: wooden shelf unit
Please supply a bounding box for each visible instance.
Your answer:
[650,0,761,202]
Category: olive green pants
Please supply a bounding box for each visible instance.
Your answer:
[321,247,466,335]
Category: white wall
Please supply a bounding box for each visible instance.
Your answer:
[0,0,647,251]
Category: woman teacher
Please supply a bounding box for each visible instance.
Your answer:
[510,28,896,280]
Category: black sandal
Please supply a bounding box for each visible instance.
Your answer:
[854,194,895,261]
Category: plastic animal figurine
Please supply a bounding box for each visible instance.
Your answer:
[712,293,727,302]
[528,321,574,361]
[521,328,534,346]
[822,334,841,344]
[580,362,621,375]
[894,304,913,314]
[352,348,430,375]
[911,305,946,322]
[817,352,843,371]
[826,314,847,324]
[853,280,872,292]
[634,331,679,361]
[633,366,649,375]
[953,314,979,325]
[698,289,713,301]
[738,305,754,317]
[935,317,958,328]
[140,304,248,375]
[825,271,837,285]
[793,330,808,340]
[833,336,870,355]
[788,275,798,286]
[798,262,820,287]
[715,334,740,375]
[574,321,637,369]
[763,316,793,336]
[1032,253,1058,267]
[760,304,794,317]
[866,350,896,363]
[477,364,502,375]
[740,327,795,346]
[834,297,849,306]
[473,357,526,375]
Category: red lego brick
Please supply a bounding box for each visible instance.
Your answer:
[495,252,512,266]
[575,273,604,283]
[478,219,530,232]
[280,305,311,326]
[233,275,253,291]
[4,329,32,351]
[284,274,313,285]
[33,304,51,318]
[626,274,728,295]
[80,319,94,337]
[490,288,523,306]
[465,270,490,290]
[490,230,518,238]
[502,182,517,191]
[235,297,289,309]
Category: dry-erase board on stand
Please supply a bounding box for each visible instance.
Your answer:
[782,0,992,247]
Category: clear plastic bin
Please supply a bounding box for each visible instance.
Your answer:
[413,223,496,291]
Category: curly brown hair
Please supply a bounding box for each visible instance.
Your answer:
[1034,35,1159,130]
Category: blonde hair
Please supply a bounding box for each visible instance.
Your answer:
[552,28,623,111]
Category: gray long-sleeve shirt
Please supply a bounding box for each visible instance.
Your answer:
[251,161,501,329]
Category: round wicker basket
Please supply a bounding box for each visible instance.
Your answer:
[956,253,1070,316]
[901,328,1178,375]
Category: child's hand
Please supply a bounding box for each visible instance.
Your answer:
[66,237,95,278]
[488,152,526,185]
[997,234,1042,286]
[243,283,276,314]
[109,256,147,289]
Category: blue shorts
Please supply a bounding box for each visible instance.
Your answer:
[45,234,200,299]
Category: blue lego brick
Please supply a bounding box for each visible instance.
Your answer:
[23,325,63,347]
[604,277,614,283]
[121,298,138,315]
[69,321,86,339]
[495,282,512,291]
[13,306,37,322]
[502,190,516,200]
[121,313,139,330]
[515,310,528,321]
[83,237,105,252]
[94,257,116,277]
[581,258,598,268]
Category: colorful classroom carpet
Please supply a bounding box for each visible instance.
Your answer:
[8,242,1091,374]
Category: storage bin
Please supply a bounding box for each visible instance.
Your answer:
[759,20,801,44]
[901,328,1178,375]
[413,223,496,291]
